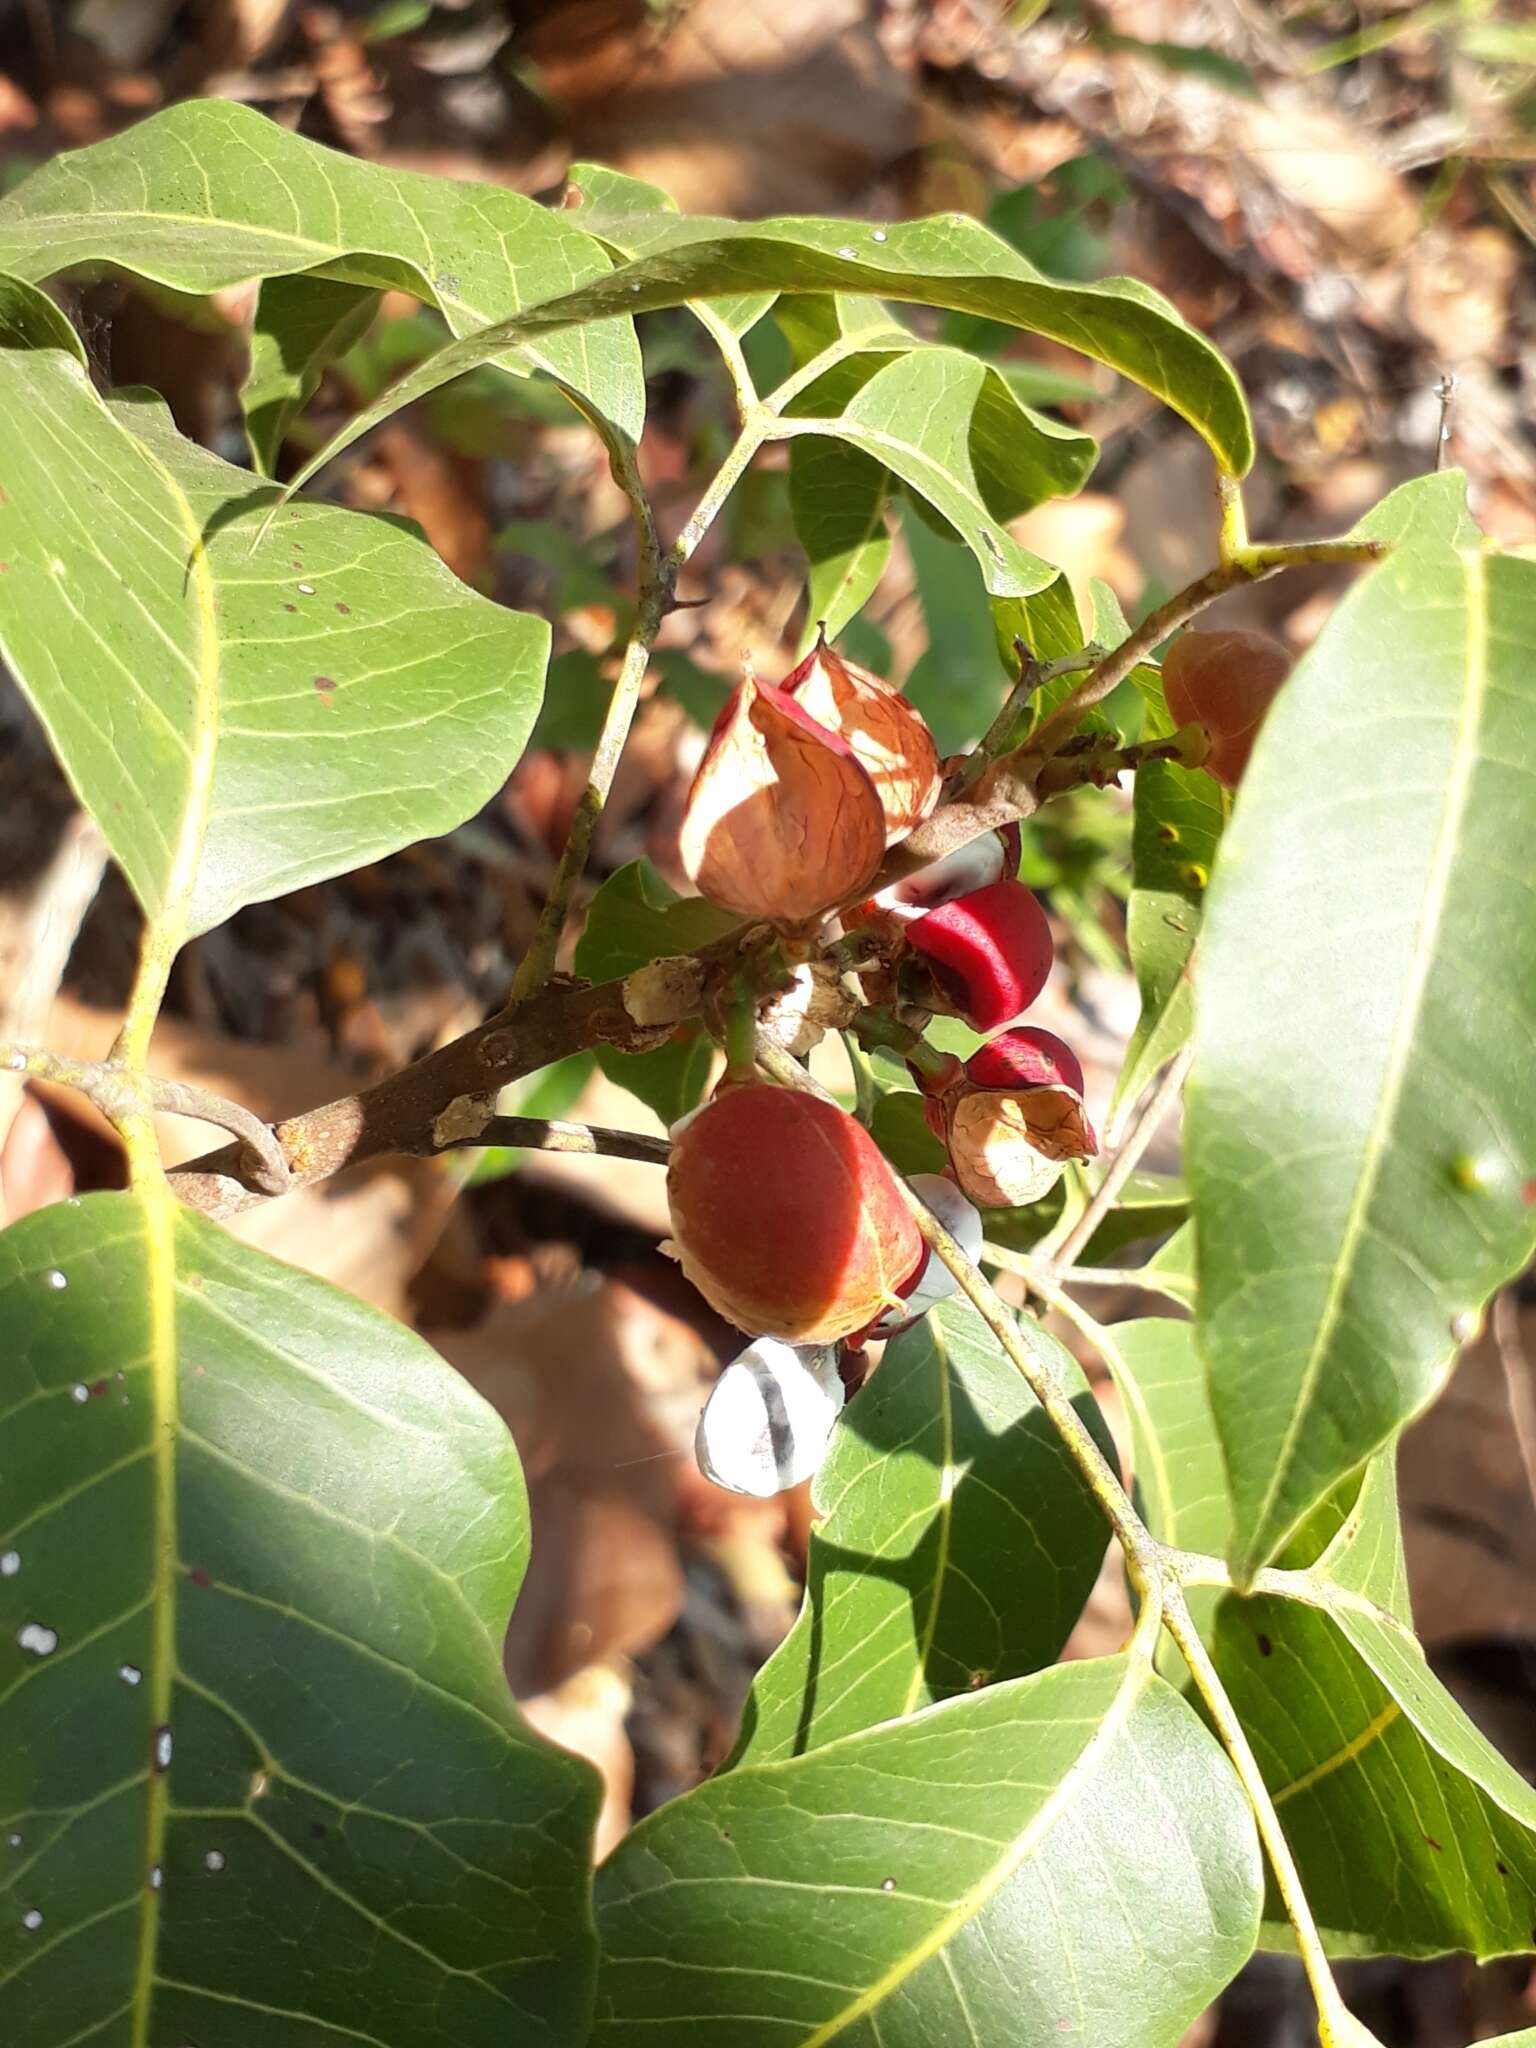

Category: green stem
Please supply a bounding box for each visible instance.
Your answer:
[505,415,767,1005]
[843,1033,879,1126]
[1161,1589,1384,2048]
[1216,473,1249,566]
[690,303,759,424]
[759,1030,1373,2037]
[960,641,1106,790]
[898,1175,1162,1593]
[1022,535,1387,762]
[723,979,758,1077]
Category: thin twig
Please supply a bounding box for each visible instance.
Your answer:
[503,416,767,1004]
[985,1242,1191,1306]
[1161,1590,1385,2048]
[445,1115,670,1166]
[0,1043,291,1194]
[1041,1045,1193,1281]
[1022,538,1385,763]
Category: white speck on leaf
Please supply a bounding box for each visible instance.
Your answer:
[43,1269,66,1290]
[21,1909,41,1930]
[0,1551,18,1576]
[119,1663,143,1686]
[18,1623,57,1656]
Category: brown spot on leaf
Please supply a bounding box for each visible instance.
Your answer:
[1424,1834,1443,1853]
[335,602,351,614]
[1256,1633,1273,1658]
[190,1566,212,1589]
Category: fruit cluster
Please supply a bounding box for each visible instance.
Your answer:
[671,642,1105,1495]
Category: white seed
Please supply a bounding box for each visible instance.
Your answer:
[695,1338,844,1498]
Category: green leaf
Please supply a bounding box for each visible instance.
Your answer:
[1116,755,1223,1117]
[595,1653,1261,2045]
[790,435,891,643]
[530,650,614,752]
[1089,1313,1227,1664]
[870,1090,947,1177]
[0,99,644,443]
[1190,537,1536,1580]
[982,1166,1188,1263]
[781,351,1059,600]
[567,159,776,341]
[1210,1459,1536,1959]
[0,1192,597,2045]
[242,274,380,474]
[278,204,1254,502]
[1142,1222,1198,1310]
[786,334,1095,524]
[0,331,547,941]
[573,860,737,1129]
[902,506,1013,753]
[733,1297,1117,1765]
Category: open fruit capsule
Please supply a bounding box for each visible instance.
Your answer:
[679,673,886,926]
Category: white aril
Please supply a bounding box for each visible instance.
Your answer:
[873,1173,983,1336]
[694,1338,844,1498]
[870,833,1006,922]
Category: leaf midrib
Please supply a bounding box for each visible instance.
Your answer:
[797,1657,1151,2046]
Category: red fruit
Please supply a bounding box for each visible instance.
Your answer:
[905,880,1053,1031]
[1161,628,1292,789]
[666,1086,923,1344]
[966,1027,1084,1098]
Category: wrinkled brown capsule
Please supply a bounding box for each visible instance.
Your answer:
[679,675,885,926]
[781,639,941,846]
